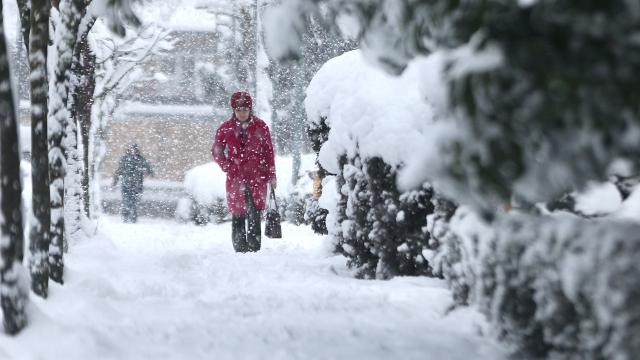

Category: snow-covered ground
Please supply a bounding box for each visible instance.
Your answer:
[0,216,505,360]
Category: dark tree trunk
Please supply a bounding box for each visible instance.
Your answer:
[28,0,51,298]
[72,20,96,218]
[0,2,29,335]
[16,0,30,50]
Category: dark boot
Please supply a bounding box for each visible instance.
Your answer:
[232,214,248,252]
[122,189,134,222]
[130,193,140,223]
[245,188,262,252]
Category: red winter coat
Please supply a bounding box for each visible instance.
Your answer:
[211,115,276,215]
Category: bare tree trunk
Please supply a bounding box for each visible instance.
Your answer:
[28,0,51,299]
[0,2,29,335]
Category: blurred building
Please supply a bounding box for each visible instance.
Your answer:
[101,3,258,184]
[103,26,231,183]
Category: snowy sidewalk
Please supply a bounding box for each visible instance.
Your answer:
[1,216,505,360]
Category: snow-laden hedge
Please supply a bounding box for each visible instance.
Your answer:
[440,208,640,359]
[306,50,442,278]
[328,154,435,279]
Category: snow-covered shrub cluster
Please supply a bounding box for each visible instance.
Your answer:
[282,0,640,357]
[181,154,316,225]
[442,208,640,359]
[328,154,435,279]
[303,196,328,234]
[426,195,460,286]
[273,153,317,225]
[305,50,440,279]
[181,162,229,225]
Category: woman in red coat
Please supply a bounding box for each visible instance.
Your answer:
[212,91,277,252]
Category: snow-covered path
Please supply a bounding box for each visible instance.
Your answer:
[1,217,505,360]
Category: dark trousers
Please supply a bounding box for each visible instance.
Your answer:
[121,189,140,223]
[232,187,262,252]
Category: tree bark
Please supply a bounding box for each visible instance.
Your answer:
[16,0,30,52]
[64,18,90,250]
[48,0,88,283]
[28,0,51,299]
[73,24,96,218]
[0,2,29,335]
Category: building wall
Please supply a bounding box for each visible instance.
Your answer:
[101,116,223,182]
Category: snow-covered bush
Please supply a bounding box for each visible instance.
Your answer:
[305,50,440,279]
[273,153,317,225]
[426,196,458,284]
[305,115,330,234]
[446,211,640,359]
[283,191,306,225]
[304,196,328,234]
[182,154,317,225]
[182,162,228,225]
[280,2,640,357]
[332,155,434,279]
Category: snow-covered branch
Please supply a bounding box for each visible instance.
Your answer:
[93,23,172,100]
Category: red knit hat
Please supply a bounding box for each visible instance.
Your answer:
[230,91,252,110]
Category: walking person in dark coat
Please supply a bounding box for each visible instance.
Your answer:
[113,143,154,223]
[212,91,277,252]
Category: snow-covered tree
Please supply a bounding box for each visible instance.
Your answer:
[235,5,257,94]
[90,21,171,213]
[274,0,640,211]
[61,13,98,250]
[0,2,29,334]
[68,16,97,224]
[27,0,52,298]
[48,0,91,284]
[73,22,97,218]
[265,4,355,156]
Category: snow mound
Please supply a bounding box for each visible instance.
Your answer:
[183,162,227,205]
[305,49,445,183]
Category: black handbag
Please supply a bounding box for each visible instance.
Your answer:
[264,186,282,238]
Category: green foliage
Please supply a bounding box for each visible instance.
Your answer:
[441,0,640,206]
[298,0,640,208]
[332,154,434,279]
[304,197,328,234]
[447,213,640,359]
